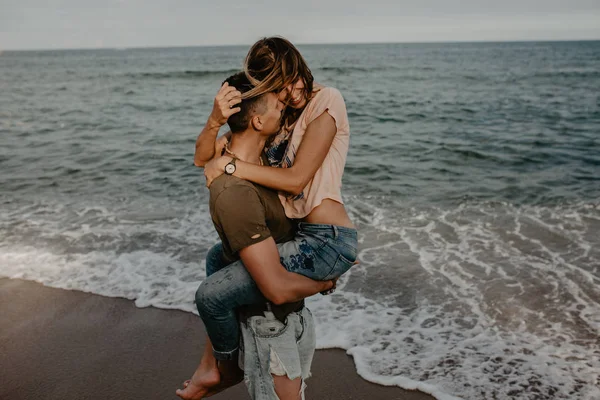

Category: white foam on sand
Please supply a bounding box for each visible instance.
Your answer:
[2,198,600,399]
[0,199,217,313]
[1,247,201,313]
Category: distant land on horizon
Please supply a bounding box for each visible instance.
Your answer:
[2,38,600,53]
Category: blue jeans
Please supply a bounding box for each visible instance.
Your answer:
[196,223,358,360]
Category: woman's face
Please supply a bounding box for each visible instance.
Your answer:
[278,79,307,109]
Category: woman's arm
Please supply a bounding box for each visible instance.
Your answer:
[239,237,334,305]
[193,82,241,167]
[194,129,231,167]
[193,120,227,167]
[205,111,337,194]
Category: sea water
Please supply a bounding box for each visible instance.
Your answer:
[1,41,599,399]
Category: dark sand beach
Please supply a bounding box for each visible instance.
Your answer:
[0,278,434,400]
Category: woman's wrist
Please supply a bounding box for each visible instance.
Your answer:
[219,156,233,171]
[206,115,224,131]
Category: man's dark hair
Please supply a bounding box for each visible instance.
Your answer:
[224,72,268,133]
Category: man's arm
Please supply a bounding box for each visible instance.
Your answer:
[239,237,334,305]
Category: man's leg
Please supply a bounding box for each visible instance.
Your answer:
[240,307,316,400]
[179,236,324,399]
[273,376,303,400]
[273,306,316,400]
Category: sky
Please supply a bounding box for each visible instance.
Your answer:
[1,0,600,50]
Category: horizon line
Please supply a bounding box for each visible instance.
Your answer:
[2,38,600,52]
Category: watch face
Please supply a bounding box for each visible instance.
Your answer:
[225,164,236,175]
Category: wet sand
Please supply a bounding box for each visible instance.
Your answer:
[0,278,434,400]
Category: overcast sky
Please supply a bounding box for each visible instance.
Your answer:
[1,0,600,50]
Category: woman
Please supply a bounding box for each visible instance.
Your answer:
[178,36,357,400]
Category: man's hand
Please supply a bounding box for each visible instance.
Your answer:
[204,156,231,187]
[321,278,337,295]
[208,82,242,127]
[239,237,334,305]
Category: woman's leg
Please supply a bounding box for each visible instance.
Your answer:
[176,242,236,400]
[196,259,265,358]
[205,242,226,277]
[278,224,358,281]
[198,242,229,365]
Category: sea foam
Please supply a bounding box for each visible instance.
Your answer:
[2,198,599,399]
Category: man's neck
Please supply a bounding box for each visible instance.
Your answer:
[227,130,266,164]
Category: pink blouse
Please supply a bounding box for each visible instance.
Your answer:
[275,87,350,219]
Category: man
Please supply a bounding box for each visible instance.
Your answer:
[177,72,333,400]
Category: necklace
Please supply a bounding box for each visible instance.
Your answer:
[224,140,264,166]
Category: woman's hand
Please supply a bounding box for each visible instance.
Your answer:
[204,156,232,187]
[208,82,242,127]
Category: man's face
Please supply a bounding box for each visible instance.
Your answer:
[258,92,285,135]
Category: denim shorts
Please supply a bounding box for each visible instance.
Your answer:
[239,306,316,400]
[205,223,358,280]
[278,223,358,281]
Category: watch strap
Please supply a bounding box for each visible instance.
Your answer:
[224,157,237,175]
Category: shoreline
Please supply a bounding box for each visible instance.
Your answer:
[0,278,434,400]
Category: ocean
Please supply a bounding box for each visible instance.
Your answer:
[1,41,599,399]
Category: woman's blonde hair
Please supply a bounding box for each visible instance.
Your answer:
[241,37,315,128]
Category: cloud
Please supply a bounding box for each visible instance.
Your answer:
[1,0,599,50]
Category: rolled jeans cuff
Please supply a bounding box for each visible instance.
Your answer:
[213,346,239,361]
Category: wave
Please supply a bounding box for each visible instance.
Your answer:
[532,70,600,79]
[417,146,504,164]
[317,66,430,80]
[319,66,372,73]
[347,111,408,123]
[126,68,240,80]
[1,197,599,399]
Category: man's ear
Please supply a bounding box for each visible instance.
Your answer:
[251,115,263,131]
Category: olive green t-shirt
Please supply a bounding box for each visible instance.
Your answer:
[209,174,303,321]
[209,174,296,264]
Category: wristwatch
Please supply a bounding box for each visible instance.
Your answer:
[224,158,237,175]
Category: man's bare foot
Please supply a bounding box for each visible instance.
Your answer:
[175,362,221,400]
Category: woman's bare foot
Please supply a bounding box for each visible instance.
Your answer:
[175,362,220,400]
[204,360,244,397]
[176,338,224,399]
[176,359,243,399]
[176,341,222,400]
